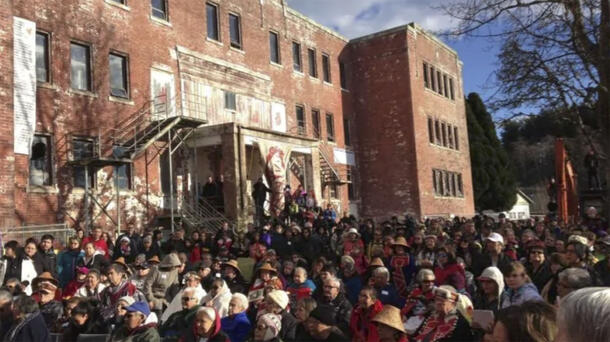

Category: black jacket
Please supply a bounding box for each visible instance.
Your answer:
[39,300,63,331]
[280,310,298,342]
[472,253,513,277]
[38,249,57,278]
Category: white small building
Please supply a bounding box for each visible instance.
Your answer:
[507,189,534,220]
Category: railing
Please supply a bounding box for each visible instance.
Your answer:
[318,144,343,183]
[180,196,231,234]
[0,224,73,248]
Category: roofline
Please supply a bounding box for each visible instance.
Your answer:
[285,7,349,42]
[517,189,535,204]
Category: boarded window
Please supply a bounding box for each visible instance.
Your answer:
[70,42,91,91]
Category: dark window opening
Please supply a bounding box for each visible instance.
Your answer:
[296,105,305,135]
[427,117,434,143]
[308,48,317,78]
[322,54,331,83]
[430,66,436,91]
[437,71,443,95]
[449,78,455,100]
[441,122,447,146]
[343,119,351,146]
[109,53,129,98]
[326,113,335,142]
[434,120,441,145]
[312,109,320,139]
[206,3,219,41]
[224,91,236,111]
[423,63,429,89]
[269,32,280,64]
[29,135,53,186]
[36,32,50,83]
[292,42,302,72]
[443,74,449,98]
[151,0,168,20]
[339,61,348,89]
[72,138,96,188]
[113,146,131,190]
[229,14,242,49]
[454,127,459,150]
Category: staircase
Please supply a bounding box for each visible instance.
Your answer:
[180,197,231,234]
[289,156,305,184]
[319,146,346,184]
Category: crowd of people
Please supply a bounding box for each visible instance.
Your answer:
[0,209,610,342]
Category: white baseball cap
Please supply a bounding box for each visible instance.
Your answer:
[485,232,504,244]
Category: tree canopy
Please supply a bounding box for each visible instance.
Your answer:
[467,93,517,211]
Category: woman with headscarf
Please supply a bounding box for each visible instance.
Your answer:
[250,313,282,342]
[201,278,232,318]
[179,307,230,342]
[162,271,207,322]
[412,286,474,342]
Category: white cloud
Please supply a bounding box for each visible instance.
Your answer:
[285,0,457,39]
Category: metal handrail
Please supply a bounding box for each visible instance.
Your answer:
[318,145,343,182]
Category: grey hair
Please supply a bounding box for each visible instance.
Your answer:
[558,287,610,342]
[231,293,249,311]
[325,276,342,289]
[183,287,203,303]
[416,269,435,283]
[197,306,216,321]
[373,267,390,282]
[12,295,39,314]
[558,268,592,290]
[0,290,12,303]
[294,267,308,277]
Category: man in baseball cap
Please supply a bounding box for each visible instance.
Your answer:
[473,232,512,277]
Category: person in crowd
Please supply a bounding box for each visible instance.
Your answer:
[162,271,207,321]
[556,267,592,302]
[593,236,610,286]
[130,256,152,291]
[312,276,352,337]
[388,236,416,298]
[81,227,110,257]
[79,241,110,271]
[489,301,557,342]
[74,268,106,299]
[524,240,553,292]
[400,269,436,333]
[411,286,474,342]
[565,237,600,284]
[293,297,317,323]
[259,290,297,341]
[0,290,13,340]
[249,263,279,304]
[141,234,161,260]
[63,266,89,299]
[473,232,512,277]
[555,287,610,342]
[19,240,47,295]
[415,234,438,268]
[371,305,408,342]
[342,228,366,274]
[99,258,146,322]
[252,313,282,342]
[110,301,160,342]
[221,293,251,342]
[160,287,203,340]
[115,225,143,258]
[540,252,568,303]
[501,261,543,308]
[338,255,362,305]
[349,286,383,342]
[31,272,63,331]
[38,234,58,278]
[3,295,51,342]
[297,304,350,341]
[473,266,504,313]
[286,266,316,305]
[180,306,230,342]
[0,241,19,286]
[201,278,232,318]
[57,236,83,288]
[372,267,402,307]
[114,236,137,264]
[58,296,82,331]
[296,227,324,263]
[433,246,466,292]
[144,253,182,317]
[62,299,108,341]
[222,259,248,294]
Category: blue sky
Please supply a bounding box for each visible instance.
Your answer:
[286,0,499,102]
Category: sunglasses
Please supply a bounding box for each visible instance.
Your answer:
[181,297,195,302]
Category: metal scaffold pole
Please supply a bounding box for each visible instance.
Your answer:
[169,129,175,233]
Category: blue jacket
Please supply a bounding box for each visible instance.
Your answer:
[501,282,543,308]
[5,311,50,342]
[342,274,362,305]
[57,249,84,288]
[377,284,404,308]
[220,311,251,342]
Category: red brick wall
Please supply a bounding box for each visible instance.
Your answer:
[4,0,353,228]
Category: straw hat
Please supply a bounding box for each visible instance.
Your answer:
[371,305,406,333]
[392,236,410,248]
[222,260,241,274]
[113,257,129,270]
[148,255,160,264]
[368,257,385,268]
[257,263,278,275]
[32,272,58,290]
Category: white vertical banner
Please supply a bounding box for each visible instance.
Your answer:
[271,102,286,133]
[13,17,37,155]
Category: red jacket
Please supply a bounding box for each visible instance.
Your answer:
[434,263,465,290]
[81,237,109,257]
[349,300,383,342]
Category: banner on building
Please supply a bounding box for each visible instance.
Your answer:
[13,17,37,155]
[333,148,356,166]
[255,140,293,217]
[271,102,287,133]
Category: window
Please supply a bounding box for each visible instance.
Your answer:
[443,75,449,98]
[224,91,236,111]
[430,66,436,91]
[151,0,167,21]
[269,31,280,64]
[329,184,338,199]
[113,147,131,190]
[292,42,302,72]
[433,169,441,196]
[437,71,443,95]
[312,109,320,139]
[72,138,95,188]
[229,14,242,49]
[347,169,356,200]
[454,127,459,150]
[427,117,434,143]
[447,124,454,149]
[206,3,219,41]
[308,48,317,78]
[423,62,429,89]
[29,135,53,186]
[339,61,347,89]
[36,32,50,83]
[322,53,331,83]
[70,42,91,91]
[433,169,463,197]
[449,78,455,100]
[343,119,351,146]
[296,105,305,135]
[109,53,129,98]
[111,0,126,4]
[441,122,447,146]
[456,173,463,196]
[326,113,335,142]
[434,120,441,145]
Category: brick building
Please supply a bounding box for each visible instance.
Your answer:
[0,0,474,233]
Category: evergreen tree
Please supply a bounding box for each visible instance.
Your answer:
[466,93,517,211]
